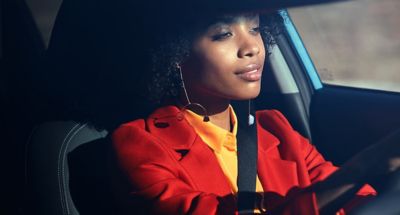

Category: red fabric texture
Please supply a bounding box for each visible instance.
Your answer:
[112,106,376,214]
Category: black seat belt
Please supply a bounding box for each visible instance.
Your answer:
[236,101,258,214]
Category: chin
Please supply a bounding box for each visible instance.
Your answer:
[241,84,261,99]
[231,89,261,100]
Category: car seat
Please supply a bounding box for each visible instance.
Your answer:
[25,121,110,215]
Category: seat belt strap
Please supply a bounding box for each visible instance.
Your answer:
[236,107,258,213]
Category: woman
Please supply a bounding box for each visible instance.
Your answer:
[109,2,400,213]
[46,0,400,214]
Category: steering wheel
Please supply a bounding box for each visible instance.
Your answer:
[351,171,400,215]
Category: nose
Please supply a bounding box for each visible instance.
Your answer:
[237,36,261,58]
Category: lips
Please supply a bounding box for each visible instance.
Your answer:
[235,64,262,82]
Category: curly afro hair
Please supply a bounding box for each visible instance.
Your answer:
[147,12,284,106]
[44,3,284,130]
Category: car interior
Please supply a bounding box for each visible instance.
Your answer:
[2,0,400,214]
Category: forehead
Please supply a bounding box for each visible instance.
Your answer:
[211,13,259,25]
[192,13,259,35]
[152,13,260,45]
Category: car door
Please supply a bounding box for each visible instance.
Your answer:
[257,4,400,213]
[286,3,400,213]
[281,0,400,195]
[286,0,400,165]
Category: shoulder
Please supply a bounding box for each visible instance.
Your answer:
[111,119,157,160]
[111,105,167,160]
[112,119,149,148]
[256,109,292,126]
[111,117,182,176]
[112,105,180,147]
[111,105,196,163]
[256,109,295,136]
[255,109,315,156]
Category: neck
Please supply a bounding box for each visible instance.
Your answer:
[208,105,231,132]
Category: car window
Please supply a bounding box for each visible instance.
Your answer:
[288,0,400,93]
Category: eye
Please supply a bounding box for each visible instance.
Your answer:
[211,32,233,41]
[250,26,261,35]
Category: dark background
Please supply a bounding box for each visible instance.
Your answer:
[1,0,62,214]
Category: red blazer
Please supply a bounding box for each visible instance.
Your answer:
[112,106,375,214]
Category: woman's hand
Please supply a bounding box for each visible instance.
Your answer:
[343,128,400,182]
[315,128,400,214]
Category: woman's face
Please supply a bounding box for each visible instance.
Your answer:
[182,14,265,102]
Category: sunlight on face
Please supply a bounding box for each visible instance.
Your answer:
[181,14,266,102]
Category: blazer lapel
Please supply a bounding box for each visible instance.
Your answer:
[146,106,300,198]
[256,112,299,197]
[179,135,233,196]
[147,106,197,151]
[146,105,232,196]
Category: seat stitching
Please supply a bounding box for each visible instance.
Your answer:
[58,123,85,215]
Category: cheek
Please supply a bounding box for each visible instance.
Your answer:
[197,46,237,81]
[256,36,266,62]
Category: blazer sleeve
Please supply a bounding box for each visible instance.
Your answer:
[298,131,376,215]
[112,122,236,215]
[270,110,376,215]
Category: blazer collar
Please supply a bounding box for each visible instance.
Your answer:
[146,105,233,195]
[146,105,197,150]
[145,106,286,196]
[256,111,281,152]
[146,105,281,152]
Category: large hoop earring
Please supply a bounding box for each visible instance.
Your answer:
[176,64,210,122]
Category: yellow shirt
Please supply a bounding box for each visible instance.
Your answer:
[183,105,264,193]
